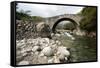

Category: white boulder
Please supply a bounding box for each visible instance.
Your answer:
[42,46,54,56]
[18,61,29,65]
[57,46,70,57]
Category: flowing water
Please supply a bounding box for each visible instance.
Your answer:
[59,34,97,62]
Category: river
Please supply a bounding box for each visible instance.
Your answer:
[58,34,97,62]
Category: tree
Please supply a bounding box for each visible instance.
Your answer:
[16,10,31,20]
[79,7,97,32]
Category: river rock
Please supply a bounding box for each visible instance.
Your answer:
[57,46,70,57]
[32,46,40,52]
[48,58,54,63]
[42,46,54,56]
[53,56,60,63]
[50,40,55,45]
[18,61,29,65]
[16,37,71,64]
[43,38,50,44]
[55,33,61,37]
[38,56,48,64]
[58,54,65,61]
[56,40,61,45]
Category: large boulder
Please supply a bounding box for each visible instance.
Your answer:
[57,46,70,57]
[42,46,54,56]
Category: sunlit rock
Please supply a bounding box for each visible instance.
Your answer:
[57,46,70,57]
[43,38,50,44]
[34,51,39,55]
[53,56,60,63]
[64,32,75,40]
[16,39,26,47]
[42,46,54,56]
[16,37,71,64]
[55,33,61,37]
[18,61,29,65]
[32,46,40,52]
[56,40,61,45]
[58,54,65,61]
[51,33,54,37]
[38,56,48,63]
[39,52,44,57]
[65,57,68,61]
[48,58,54,63]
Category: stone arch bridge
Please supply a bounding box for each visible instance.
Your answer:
[44,14,84,35]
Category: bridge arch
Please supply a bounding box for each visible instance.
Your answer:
[52,18,78,33]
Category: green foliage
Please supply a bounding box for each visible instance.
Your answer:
[31,16,44,22]
[79,7,97,32]
[16,10,31,21]
[16,10,44,22]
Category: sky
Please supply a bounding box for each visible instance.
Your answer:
[17,3,84,17]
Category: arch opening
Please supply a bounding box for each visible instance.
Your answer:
[52,18,78,33]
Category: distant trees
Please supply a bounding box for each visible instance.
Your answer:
[64,22,75,30]
[16,10,44,22]
[79,7,97,32]
[16,10,31,20]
